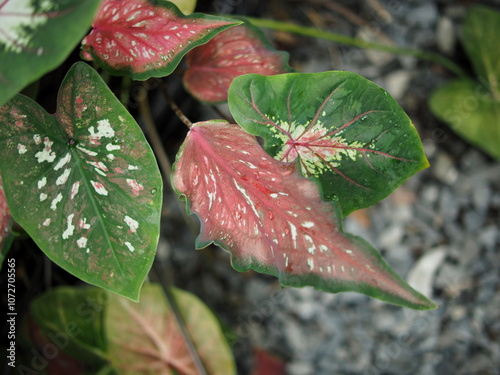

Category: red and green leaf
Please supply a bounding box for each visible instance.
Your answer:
[183,19,294,104]
[172,121,436,310]
[0,172,14,265]
[0,0,101,106]
[106,283,236,375]
[228,72,429,217]
[0,62,162,300]
[81,0,240,80]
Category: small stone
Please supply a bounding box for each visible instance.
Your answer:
[433,152,459,184]
[436,16,456,54]
[384,70,412,101]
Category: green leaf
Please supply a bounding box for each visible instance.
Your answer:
[228,71,428,217]
[463,6,500,100]
[0,0,101,106]
[0,62,163,300]
[30,286,109,364]
[429,79,500,160]
[106,283,236,375]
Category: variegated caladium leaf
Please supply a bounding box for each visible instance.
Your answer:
[0,172,14,266]
[81,0,240,80]
[0,0,101,106]
[0,62,162,300]
[183,19,294,104]
[106,283,236,375]
[172,121,436,310]
[228,72,429,217]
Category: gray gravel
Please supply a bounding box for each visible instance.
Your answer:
[161,1,500,374]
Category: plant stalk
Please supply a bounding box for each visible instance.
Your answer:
[137,85,199,234]
[244,17,468,79]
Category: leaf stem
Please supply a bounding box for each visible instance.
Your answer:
[137,85,199,234]
[159,83,193,129]
[151,264,209,375]
[244,16,468,79]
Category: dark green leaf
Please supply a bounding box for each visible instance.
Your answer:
[228,71,428,216]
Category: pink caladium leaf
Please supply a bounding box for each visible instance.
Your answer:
[0,172,14,264]
[81,0,240,80]
[183,20,294,104]
[0,62,163,300]
[172,121,436,310]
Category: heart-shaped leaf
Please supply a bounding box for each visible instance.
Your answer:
[81,0,240,80]
[0,172,14,266]
[31,286,109,364]
[463,6,500,100]
[228,72,429,217]
[183,20,294,104]
[0,62,162,300]
[0,0,101,106]
[106,283,236,375]
[172,121,435,310]
[430,79,500,160]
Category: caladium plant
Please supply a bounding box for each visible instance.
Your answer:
[183,19,294,104]
[0,62,162,300]
[228,71,429,217]
[81,0,241,79]
[172,120,435,310]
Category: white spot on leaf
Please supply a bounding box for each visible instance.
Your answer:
[62,214,75,239]
[124,242,135,252]
[17,144,27,154]
[124,215,139,233]
[56,168,71,186]
[50,193,62,210]
[37,177,47,189]
[35,137,56,163]
[91,180,108,195]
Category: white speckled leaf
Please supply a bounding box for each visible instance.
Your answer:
[0,62,162,300]
[81,0,239,80]
[172,121,436,310]
[0,0,101,106]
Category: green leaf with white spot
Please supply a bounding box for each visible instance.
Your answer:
[0,0,101,106]
[228,71,429,217]
[0,62,163,301]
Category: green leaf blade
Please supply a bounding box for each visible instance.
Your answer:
[463,6,500,99]
[430,78,500,160]
[228,71,428,216]
[0,62,163,300]
[30,286,109,364]
[0,0,101,106]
